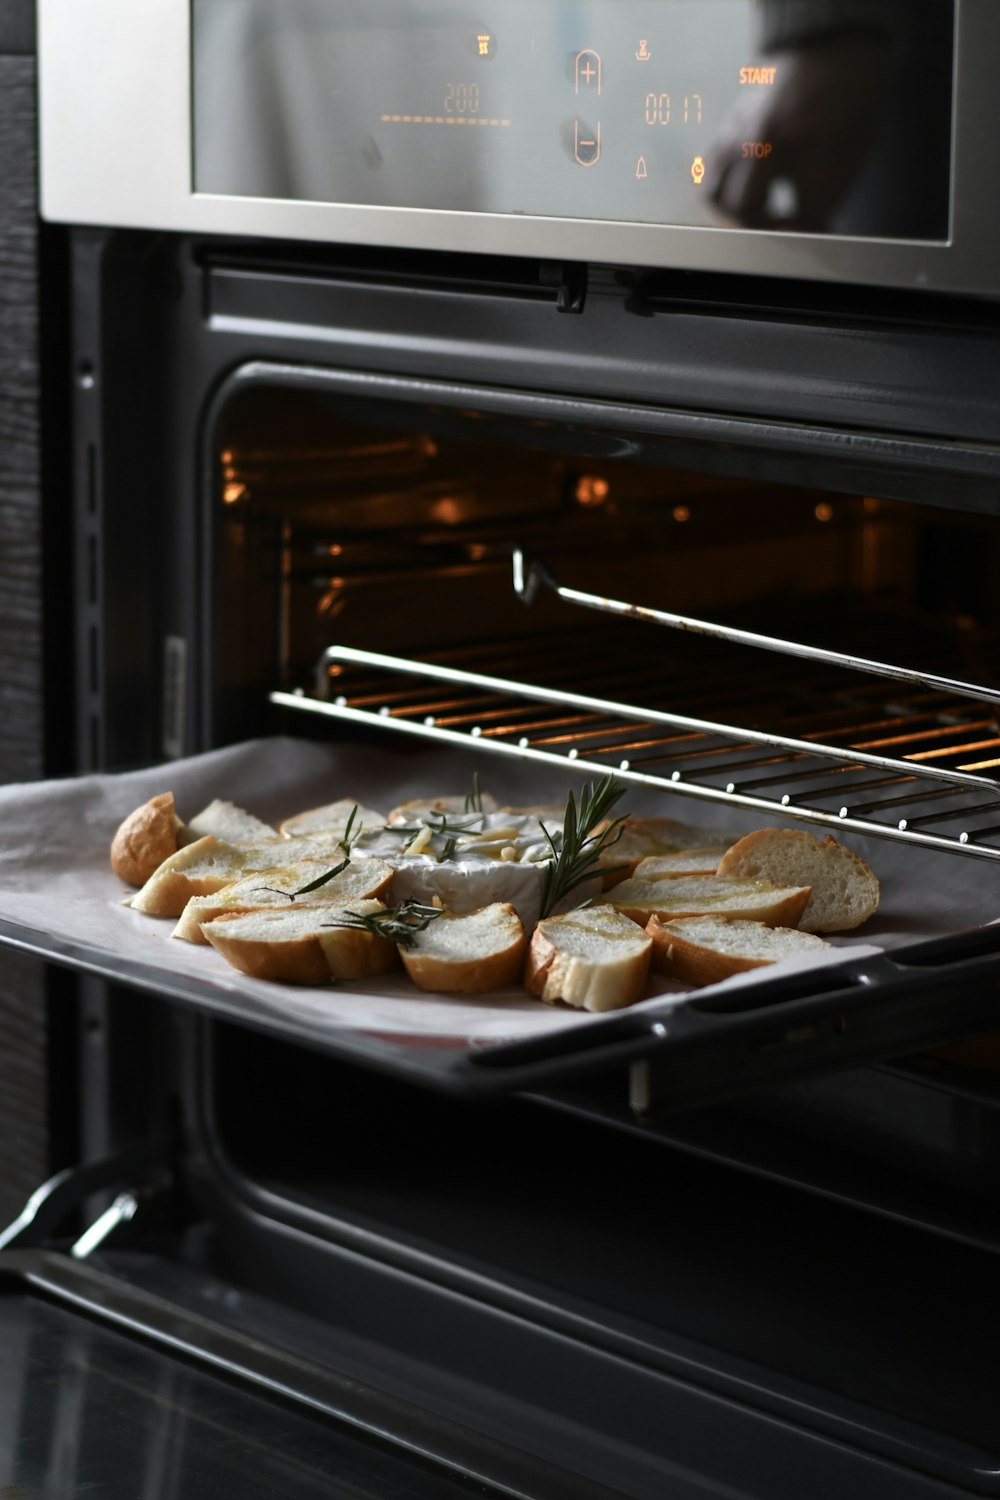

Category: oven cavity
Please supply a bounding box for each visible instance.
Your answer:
[211,382,1000,862]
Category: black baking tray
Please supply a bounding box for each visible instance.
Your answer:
[3,912,1000,1105]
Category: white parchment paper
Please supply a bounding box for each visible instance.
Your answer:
[0,735,994,1049]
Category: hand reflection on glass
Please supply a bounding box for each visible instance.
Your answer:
[707,31,886,233]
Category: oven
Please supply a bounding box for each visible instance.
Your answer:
[6,2,1000,1496]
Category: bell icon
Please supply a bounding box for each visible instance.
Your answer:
[635,155,647,180]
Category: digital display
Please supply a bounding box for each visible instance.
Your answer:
[193,0,954,241]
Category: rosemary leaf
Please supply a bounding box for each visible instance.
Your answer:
[464,772,484,814]
[324,901,443,948]
[291,857,351,896]
[338,803,362,857]
[538,777,628,919]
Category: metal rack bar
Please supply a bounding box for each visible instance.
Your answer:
[313,646,1000,796]
[513,551,1000,712]
[271,637,1000,860]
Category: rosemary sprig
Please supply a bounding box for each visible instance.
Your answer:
[338,803,362,857]
[324,900,443,947]
[390,810,485,853]
[538,777,628,919]
[391,813,484,838]
[251,855,352,902]
[464,772,484,814]
[291,857,351,896]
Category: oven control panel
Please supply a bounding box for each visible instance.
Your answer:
[193,0,953,242]
[41,0,1000,296]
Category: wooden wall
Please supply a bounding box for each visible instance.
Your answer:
[0,2,50,1227]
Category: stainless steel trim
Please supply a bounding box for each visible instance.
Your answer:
[37,0,1000,297]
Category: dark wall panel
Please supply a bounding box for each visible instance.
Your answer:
[0,53,48,1227]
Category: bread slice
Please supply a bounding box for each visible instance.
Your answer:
[646,915,831,986]
[204,899,399,984]
[598,816,734,885]
[129,833,369,918]
[110,792,182,886]
[608,873,811,928]
[630,850,726,880]
[524,904,652,1013]
[398,903,526,995]
[171,856,393,943]
[278,798,386,839]
[186,798,277,842]
[717,829,879,932]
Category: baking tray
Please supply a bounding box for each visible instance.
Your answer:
[1,735,999,1103]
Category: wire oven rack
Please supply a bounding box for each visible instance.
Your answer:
[271,558,1000,862]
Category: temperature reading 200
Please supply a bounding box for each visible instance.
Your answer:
[645,93,702,125]
[445,83,480,113]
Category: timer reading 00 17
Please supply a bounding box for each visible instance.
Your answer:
[644,92,702,125]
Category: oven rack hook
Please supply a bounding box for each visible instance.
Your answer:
[511,550,1000,714]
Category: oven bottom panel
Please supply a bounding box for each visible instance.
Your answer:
[190,1033,1000,1497]
[2,1245,990,1500]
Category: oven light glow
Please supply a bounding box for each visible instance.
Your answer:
[222,482,247,504]
[814,503,834,522]
[432,497,465,522]
[672,505,691,523]
[575,475,609,507]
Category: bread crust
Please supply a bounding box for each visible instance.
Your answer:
[110,792,181,887]
[204,914,333,984]
[609,875,811,930]
[204,901,398,983]
[171,857,393,943]
[399,904,526,995]
[278,799,386,839]
[598,817,733,886]
[717,829,879,932]
[128,835,247,917]
[523,906,652,1012]
[646,915,828,985]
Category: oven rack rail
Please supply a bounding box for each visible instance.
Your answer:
[512,551,1000,713]
[271,643,1000,862]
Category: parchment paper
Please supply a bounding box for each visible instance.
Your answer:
[0,735,994,1048]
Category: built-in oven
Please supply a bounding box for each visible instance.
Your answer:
[6,2,1000,1496]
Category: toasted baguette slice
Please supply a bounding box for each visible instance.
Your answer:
[130,833,364,918]
[204,899,399,984]
[524,904,652,1013]
[279,799,386,839]
[598,817,734,885]
[386,792,499,824]
[631,850,726,880]
[398,903,526,995]
[171,856,393,943]
[646,915,831,986]
[718,829,879,932]
[608,874,811,929]
[110,792,182,886]
[186,798,277,842]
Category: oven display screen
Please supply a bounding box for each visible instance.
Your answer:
[192,0,954,241]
